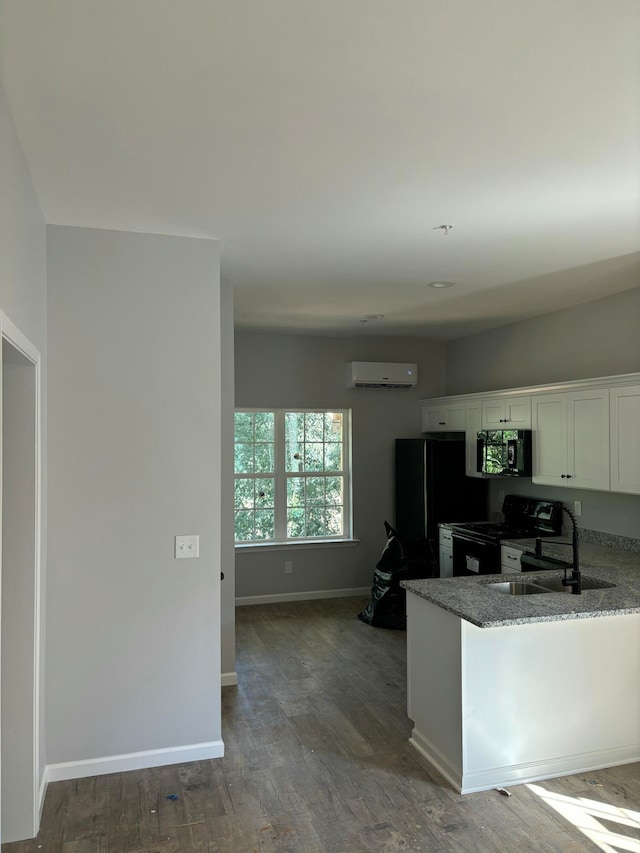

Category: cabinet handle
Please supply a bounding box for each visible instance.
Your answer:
[561,474,566,478]
[507,554,518,561]
[566,474,572,479]
[438,421,446,425]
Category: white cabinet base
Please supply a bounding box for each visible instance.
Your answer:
[406,593,640,794]
[409,728,639,795]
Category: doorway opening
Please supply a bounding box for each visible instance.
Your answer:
[1,320,42,844]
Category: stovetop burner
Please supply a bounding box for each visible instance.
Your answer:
[451,496,564,543]
[447,496,563,576]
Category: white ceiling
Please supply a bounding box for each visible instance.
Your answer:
[1,0,639,340]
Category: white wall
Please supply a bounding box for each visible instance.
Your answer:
[46,226,224,773]
[234,332,447,598]
[446,287,640,538]
[446,287,640,395]
[0,84,47,837]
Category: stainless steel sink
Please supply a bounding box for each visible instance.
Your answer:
[531,576,616,593]
[486,576,615,596]
[486,582,553,596]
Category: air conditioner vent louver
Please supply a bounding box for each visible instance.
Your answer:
[346,362,418,390]
[354,381,410,390]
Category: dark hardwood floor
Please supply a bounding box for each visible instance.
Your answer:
[4,596,639,852]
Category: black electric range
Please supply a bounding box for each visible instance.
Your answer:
[451,495,563,576]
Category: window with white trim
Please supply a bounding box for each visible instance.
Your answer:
[234,409,352,544]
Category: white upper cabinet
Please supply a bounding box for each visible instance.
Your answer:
[421,402,466,432]
[532,389,610,491]
[531,394,567,487]
[610,385,640,494]
[420,373,639,493]
[465,401,484,478]
[481,396,531,429]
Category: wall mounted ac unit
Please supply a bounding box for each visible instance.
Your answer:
[346,362,418,390]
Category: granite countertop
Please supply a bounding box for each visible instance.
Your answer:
[402,535,640,629]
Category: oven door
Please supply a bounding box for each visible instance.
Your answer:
[452,530,500,576]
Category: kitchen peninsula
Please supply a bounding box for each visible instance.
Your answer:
[402,544,640,794]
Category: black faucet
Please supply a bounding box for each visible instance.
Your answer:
[535,505,581,594]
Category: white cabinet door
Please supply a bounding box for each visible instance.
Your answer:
[422,403,466,432]
[439,526,453,547]
[465,401,484,478]
[439,544,453,578]
[532,393,568,487]
[533,389,609,490]
[501,545,522,574]
[610,385,640,494]
[482,398,508,429]
[482,396,531,429]
[506,397,532,428]
[438,526,454,577]
[567,388,610,491]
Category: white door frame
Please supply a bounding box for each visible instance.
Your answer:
[0,311,43,842]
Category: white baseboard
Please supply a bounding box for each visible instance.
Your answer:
[410,727,640,795]
[409,731,462,792]
[459,745,640,795]
[236,587,370,606]
[44,740,225,784]
[38,769,48,821]
[221,671,238,687]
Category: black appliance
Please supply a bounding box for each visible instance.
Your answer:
[477,429,532,477]
[451,494,562,576]
[395,438,488,548]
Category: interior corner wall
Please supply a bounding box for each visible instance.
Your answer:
[445,286,640,540]
[234,332,447,599]
[220,281,235,679]
[0,84,47,829]
[46,226,223,773]
[445,286,640,395]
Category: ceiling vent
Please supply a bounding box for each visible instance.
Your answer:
[346,362,418,390]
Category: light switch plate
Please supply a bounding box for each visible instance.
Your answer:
[175,534,200,559]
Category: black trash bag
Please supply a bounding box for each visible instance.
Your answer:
[358,522,435,630]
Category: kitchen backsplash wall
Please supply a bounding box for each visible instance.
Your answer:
[580,528,640,553]
[488,479,640,541]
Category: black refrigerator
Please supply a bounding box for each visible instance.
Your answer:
[395,438,488,543]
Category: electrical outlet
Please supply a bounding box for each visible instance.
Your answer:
[285,560,293,574]
[175,534,200,559]
[574,501,582,517]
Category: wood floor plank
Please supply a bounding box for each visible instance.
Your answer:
[5,596,638,852]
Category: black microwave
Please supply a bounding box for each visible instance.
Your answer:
[477,430,532,477]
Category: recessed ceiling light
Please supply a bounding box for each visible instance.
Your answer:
[428,281,456,289]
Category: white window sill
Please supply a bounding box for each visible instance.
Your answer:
[235,538,360,553]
